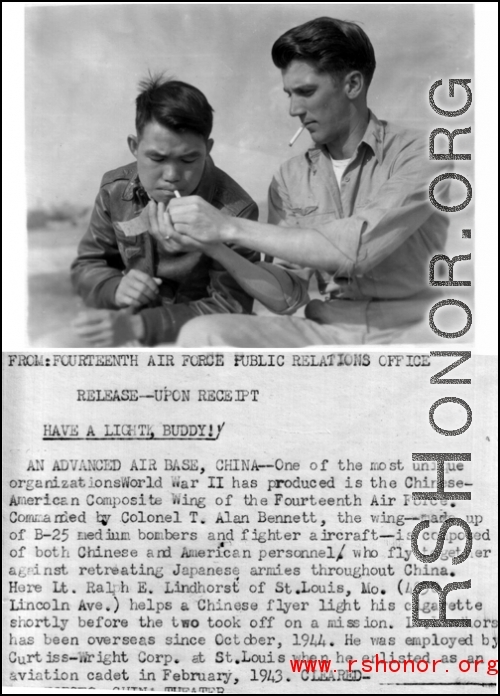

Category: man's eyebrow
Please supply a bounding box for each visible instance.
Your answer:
[179,149,204,157]
[144,148,166,157]
[144,148,203,157]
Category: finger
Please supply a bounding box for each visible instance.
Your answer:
[127,268,157,284]
[170,232,203,251]
[73,317,109,333]
[157,200,166,221]
[77,329,114,344]
[153,277,162,285]
[73,311,108,327]
[116,282,142,307]
[157,201,171,238]
[168,195,202,209]
[168,208,197,225]
[74,324,110,339]
[119,291,145,308]
[126,285,158,304]
[74,309,106,321]
[170,222,195,236]
[157,202,177,240]
[147,200,159,234]
[127,274,161,297]
[90,334,114,347]
[148,214,170,245]
[148,223,162,245]
[163,209,183,243]
[131,288,157,304]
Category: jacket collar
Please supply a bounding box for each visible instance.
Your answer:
[121,163,142,202]
[358,110,384,164]
[122,156,217,203]
[306,110,385,169]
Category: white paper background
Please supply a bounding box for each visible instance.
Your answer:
[2,352,498,693]
[1,2,498,352]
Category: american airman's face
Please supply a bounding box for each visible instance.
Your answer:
[282,60,352,148]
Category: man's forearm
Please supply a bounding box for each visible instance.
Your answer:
[207,244,306,314]
[169,195,351,273]
[221,218,347,274]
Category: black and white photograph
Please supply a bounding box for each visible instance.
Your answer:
[21,3,476,348]
[2,4,498,695]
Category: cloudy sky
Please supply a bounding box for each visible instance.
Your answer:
[25,3,474,212]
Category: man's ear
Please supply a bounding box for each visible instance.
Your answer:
[344,71,365,100]
[127,134,139,158]
[206,138,214,156]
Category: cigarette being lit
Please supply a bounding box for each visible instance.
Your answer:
[163,190,182,240]
[289,124,306,147]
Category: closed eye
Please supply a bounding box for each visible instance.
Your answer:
[284,88,316,98]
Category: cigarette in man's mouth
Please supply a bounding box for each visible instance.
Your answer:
[289,124,306,147]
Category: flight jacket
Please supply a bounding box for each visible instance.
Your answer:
[71,157,259,345]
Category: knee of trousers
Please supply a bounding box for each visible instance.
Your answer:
[177,315,229,347]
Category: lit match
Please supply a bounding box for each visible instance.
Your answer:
[289,124,305,147]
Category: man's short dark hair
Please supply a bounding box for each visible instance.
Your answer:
[135,74,214,140]
[272,17,376,87]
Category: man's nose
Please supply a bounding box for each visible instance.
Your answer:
[289,95,306,118]
[161,163,180,182]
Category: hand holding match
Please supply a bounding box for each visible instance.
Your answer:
[168,195,231,245]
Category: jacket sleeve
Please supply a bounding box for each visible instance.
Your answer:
[70,185,125,308]
[267,174,317,288]
[139,201,260,345]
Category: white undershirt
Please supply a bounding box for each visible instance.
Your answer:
[330,156,351,188]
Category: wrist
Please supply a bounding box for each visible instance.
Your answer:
[220,217,240,245]
[100,275,123,309]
